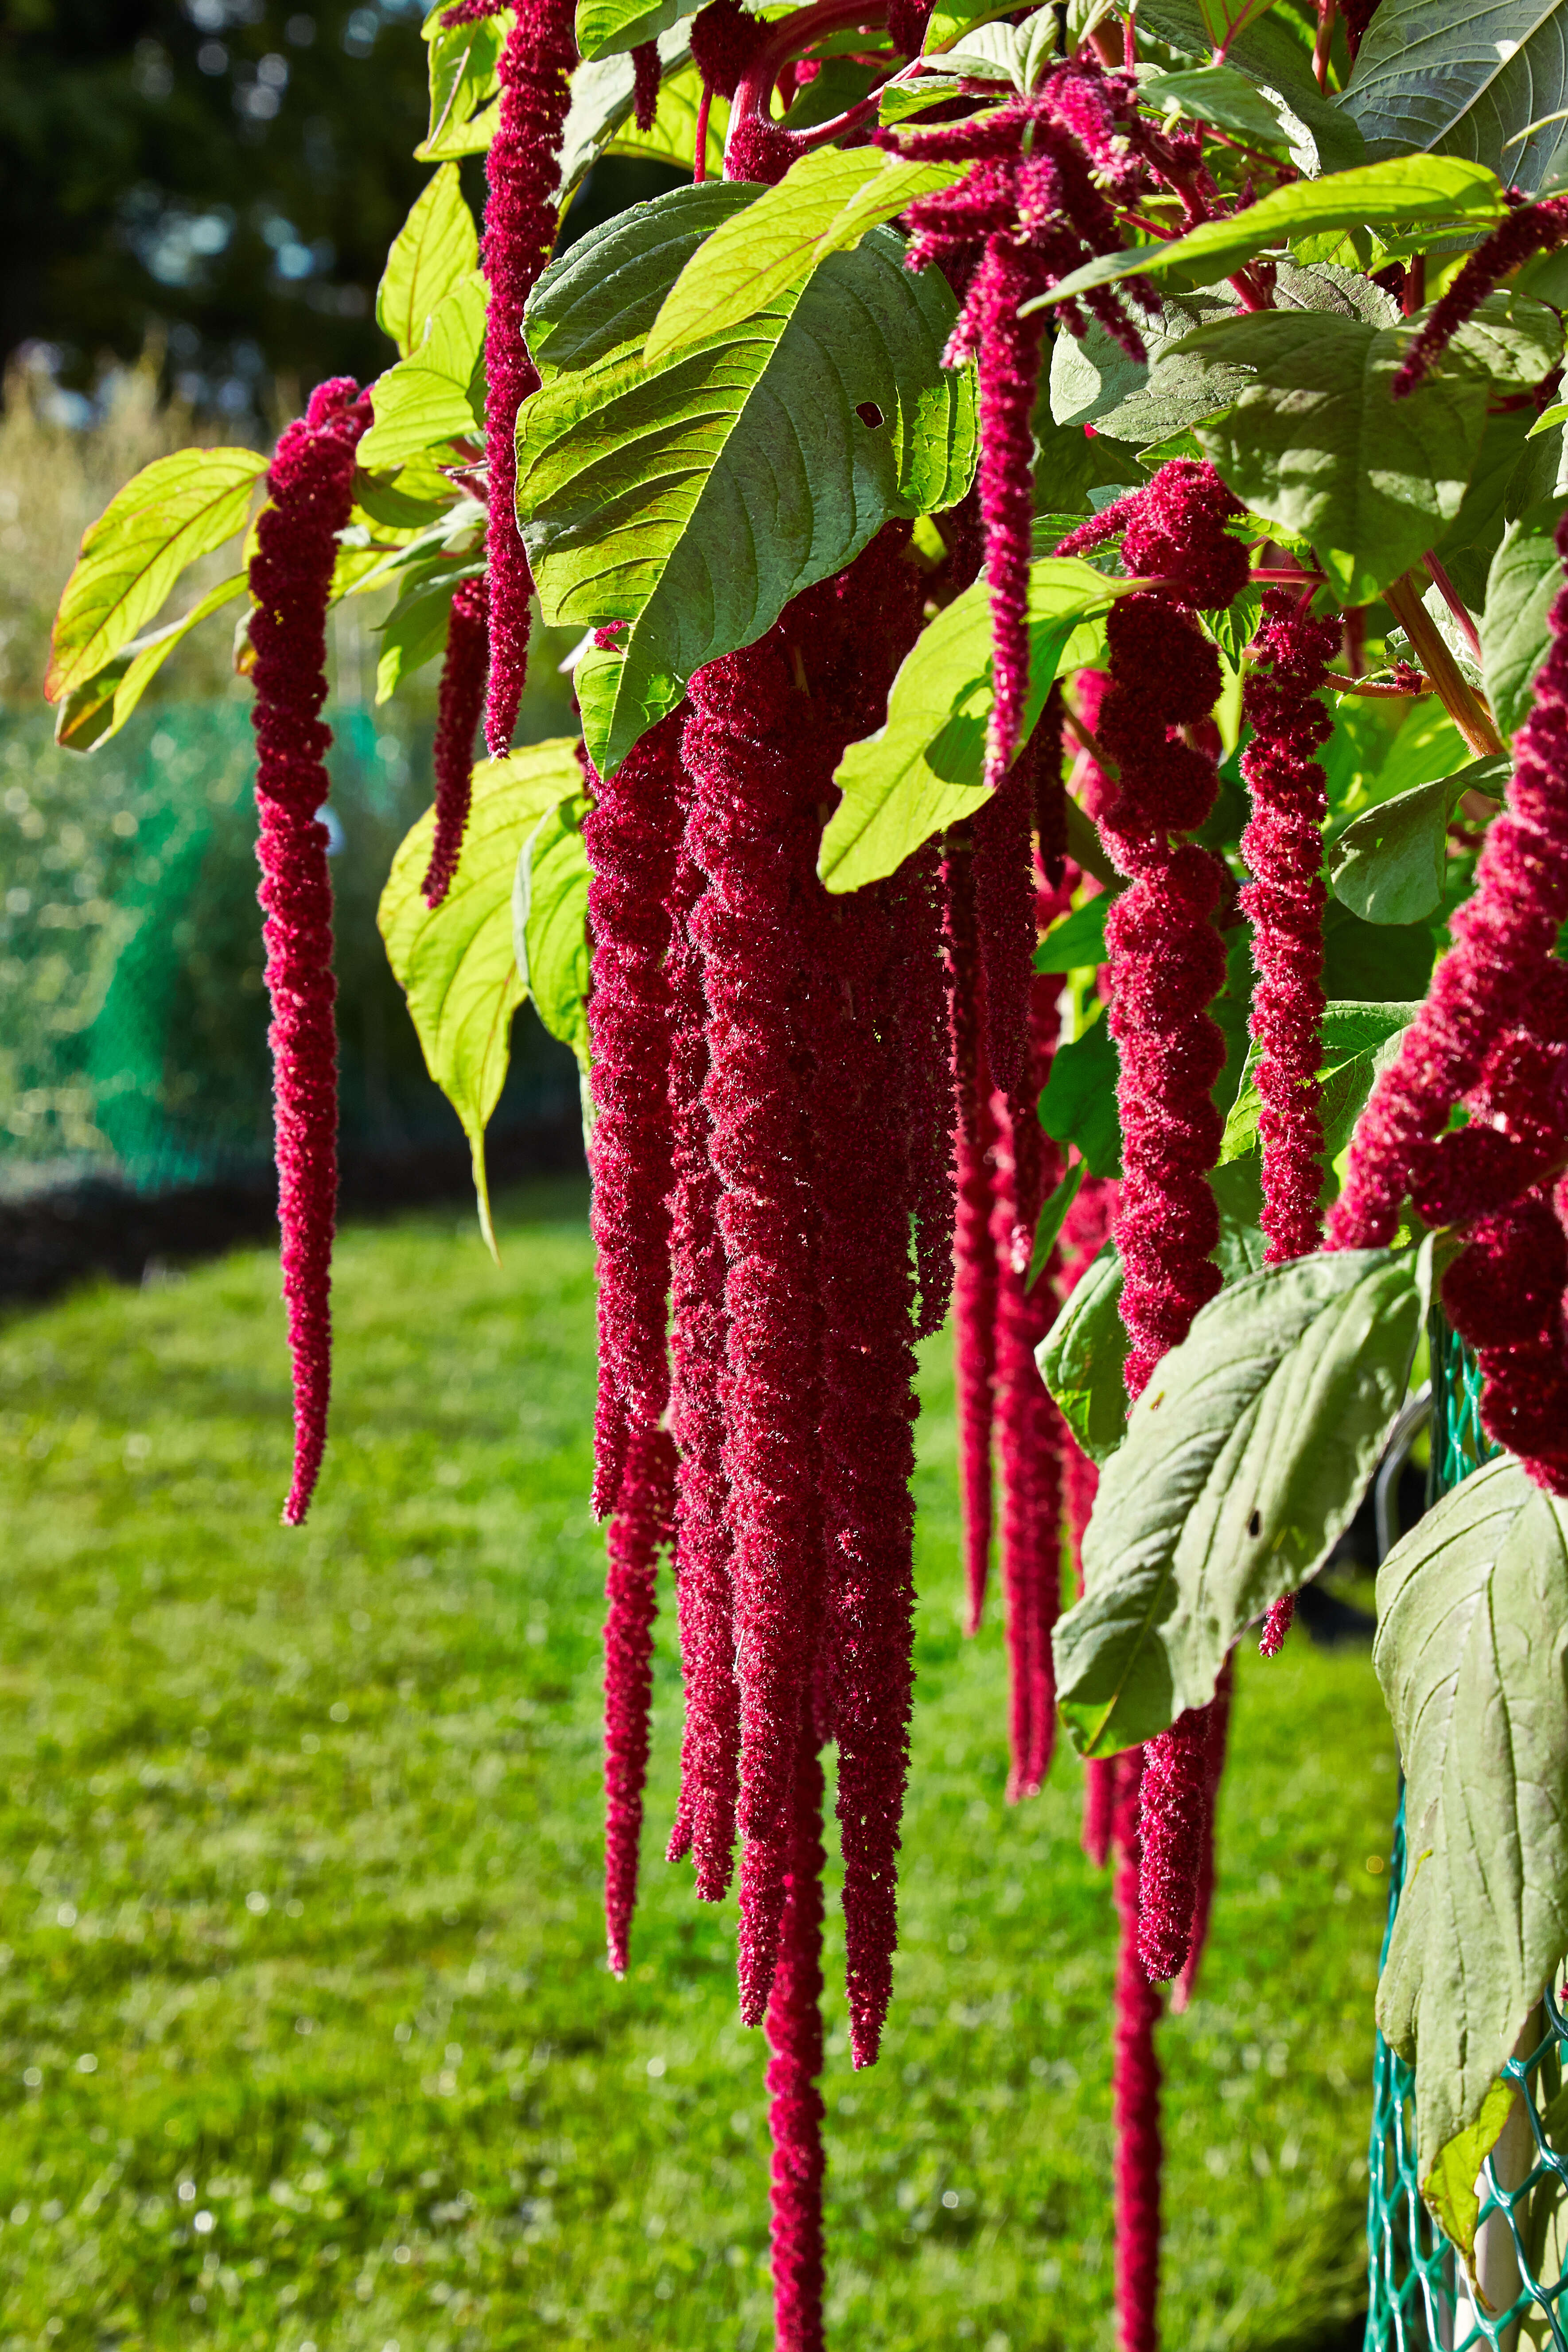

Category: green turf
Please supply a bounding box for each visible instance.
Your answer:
[0,1184,1395,2351]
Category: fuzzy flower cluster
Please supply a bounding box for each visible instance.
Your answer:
[881,62,1160,792]
[246,375,372,1526]
[421,575,490,908]
[1393,197,1568,400]
[1240,590,1341,1263]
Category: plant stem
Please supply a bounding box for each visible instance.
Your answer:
[1383,572,1503,758]
[1421,550,1484,664]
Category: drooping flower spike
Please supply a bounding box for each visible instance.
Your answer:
[945,827,1001,1638]
[603,1424,679,1975]
[247,375,373,1527]
[454,0,577,755]
[883,61,1159,789]
[1392,197,1568,400]
[421,574,490,910]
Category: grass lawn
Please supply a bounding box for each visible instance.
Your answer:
[0,1182,1396,2352]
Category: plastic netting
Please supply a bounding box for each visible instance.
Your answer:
[1363,1319,1568,2352]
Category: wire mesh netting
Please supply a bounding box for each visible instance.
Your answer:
[0,702,576,1199]
[1363,1319,1568,2351]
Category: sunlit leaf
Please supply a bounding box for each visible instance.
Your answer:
[376,163,480,358]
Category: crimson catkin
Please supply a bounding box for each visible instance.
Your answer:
[1171,1656,1232,2013]
[895,843,958,1341]
[247,375,371,1526]
[421,574,490,909]
[1392,198,1568,399]
[582,716,686,1522]
[474,0,576,755]
[1240,589,1340,1262]
[603,1423,678,1975]
[946,830,1001,1637]
[766,1708,828,2352]
[664,788,742,1900]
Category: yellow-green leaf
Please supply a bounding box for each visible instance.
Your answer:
[376,163,480,359]
[358,272,488,472]
[1422,2078,1519,2267]
[46,447,267,704]
[645,147,964,365]
[377,738,584,1253]
[514,795,591,1069]
[54,570,251,754]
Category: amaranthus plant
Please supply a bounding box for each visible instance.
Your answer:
[45,0,1568,2336]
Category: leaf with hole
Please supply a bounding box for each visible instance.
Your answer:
[819,558,1129,893]
[1052,1244,1426,1756]
[516,190,977,778]
[378,739,584,1254]
[46,447,266,705]
[1375,1458,1568,2204]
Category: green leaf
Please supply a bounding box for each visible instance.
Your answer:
[819,557,1129,892]
[378,738,584,1254]
[1339,0,1568,199]
[1175,308,1492,606]
[921,0,1021,52]
[1139,64,1288,145]
[1036,1239,1130,1466]
[358,271,488,472]
[1219,998,1422,1168]
[1052,1245,1424,1756]
[514,797,592,1069]
[1330,755,1508,924]
[1374,1458,1568,2197]
[1194,0,1280,58]
[374,569,475,704]
[645,147,965,364]
[517,201,977,777]
[1140,0,1366,175]
[1481,499,1566,742]
[1027,1154,1086,1291]
[376,164,479,359]
[1036,893,1109,973]
[417,0,503,161]
[1322,902,1436,1003]
[1420,2077,1519,2269]
[54,571,250,753]
[46,446,266,705]
[1038,1015,1122,1178]
[527,179,753,381]
[1023,156,1505,319]
[576,0,694,60]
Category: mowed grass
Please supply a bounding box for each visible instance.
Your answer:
[0,1182,1394,2352]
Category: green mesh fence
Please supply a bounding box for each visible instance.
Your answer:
[0,702,575,1198]
[1363,1321,1568,2351]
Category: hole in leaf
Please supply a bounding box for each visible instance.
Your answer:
[856,401,884,430]
[1247,1510,1261,1538]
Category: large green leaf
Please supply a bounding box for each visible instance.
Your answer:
[358,272,487,473]
[515,198,977,778]
[1173,308,1493,606]
[1036,1239,1130,1467]
[1137,0,1365,175]
[1339,0,1568,198]
[1330,755,1509,925]
[416,0,504,161]
[1052,1245,1425,1756]
[514,797,592,1070]
[1220,999,1423,1167]
[378,739,584,1253]
[1481,499,1567,742]
[46,447,266,705]
[54,571,249,754]
[645,148,965,364]
[576,0,696,59]
[1140,63,1289,144]
[1024,156,1505,319]
[376,164,479,359]
[1374,1459,1568,2208]
[525,179,753,380]
[818,557,1128,893]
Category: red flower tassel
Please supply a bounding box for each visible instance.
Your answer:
[630,37,661,129]
[1240,589,1340,1262]
[247,374,372,1526]
[582,716,686,1522]
[766,1707,828,2352]
[685,630,826,2025]
[1171,1655,1232,2012]
[664,791,742,1899]
[603,1423,678,1975]
[1392,198,1568,399]
[1112,1744,1161,2352]
[946,830,1000,1637]
[421,575,490,909]
[895,843,958,1341]
[475,0,576,755]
